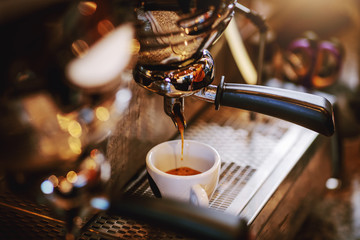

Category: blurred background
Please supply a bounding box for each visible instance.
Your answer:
[237,0,360,239]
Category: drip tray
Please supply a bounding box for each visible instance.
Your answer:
[84,107,330,239]
[0,106,331,239]
[126,106,322,215]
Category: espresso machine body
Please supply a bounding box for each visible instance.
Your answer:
[0,0,337,239]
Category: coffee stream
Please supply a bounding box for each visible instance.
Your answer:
[173,105,185,161]
[167,105,201,176]
[177,116,185,161]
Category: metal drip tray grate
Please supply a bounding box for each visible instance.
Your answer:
[0,106,319,239]
[0,190,66,239]
[80,213,195,240]
[125,162,256,212]
[125,106,296,213]
[82,106,309,239]
[210,163,255,211]
[79,106,317,240]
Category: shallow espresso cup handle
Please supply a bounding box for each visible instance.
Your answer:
[190,184,209,207]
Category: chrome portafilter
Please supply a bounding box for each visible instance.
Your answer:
[134,49,335,136]
[134,50,214,98]
[134,50,214,128]
[132,0,236,129]
[132,0,334,136]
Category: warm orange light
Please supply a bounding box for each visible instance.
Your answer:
[84,157,97,170]
[90,149,100,158]
[57,114,71,131]
[78,1,97,16]
[68,136,82,155]
[68,120,82,138]
[71,39,89,57]
[131,39,141,54]
[97,19,115,36]
[66,171,78,183]
[59,178,73,193]
[95,107,110,121]
[48,175,59,187]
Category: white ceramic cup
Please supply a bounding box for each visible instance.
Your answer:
[146,140,221,207]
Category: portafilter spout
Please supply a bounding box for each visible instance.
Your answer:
[134,49,214,131]
[134,49,334,136]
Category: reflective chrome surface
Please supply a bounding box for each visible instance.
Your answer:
[134,0,235,67]
[134,49,215,97]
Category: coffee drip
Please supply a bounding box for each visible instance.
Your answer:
[172,103,186,160]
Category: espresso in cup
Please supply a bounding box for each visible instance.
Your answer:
[146,140,220,207]
[166,167,202,176]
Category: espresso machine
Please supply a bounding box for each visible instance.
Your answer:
[0,0,336,239]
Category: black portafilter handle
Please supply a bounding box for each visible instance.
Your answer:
[108,195,250,240]
[214,77,334,136]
